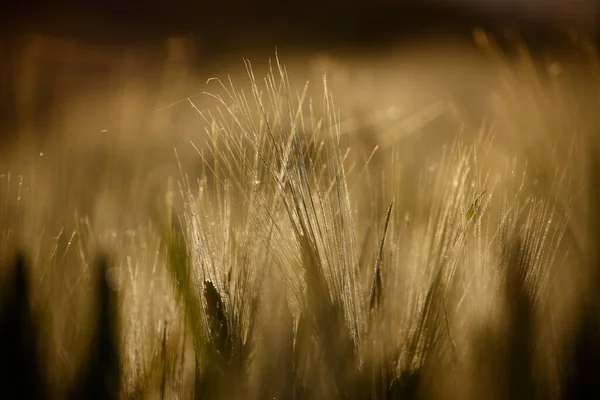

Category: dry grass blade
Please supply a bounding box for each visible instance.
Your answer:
[503,237,535,399]
[370,197,395,314]
[203,280,231,366]
[70,254,120,400]
[0,252,46,400]
[194,280,235,399]
[561,143,600,399]
[161,211,209,365]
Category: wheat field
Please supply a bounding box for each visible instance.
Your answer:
[1,29,600,399]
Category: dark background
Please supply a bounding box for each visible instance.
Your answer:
[2,1,598,53]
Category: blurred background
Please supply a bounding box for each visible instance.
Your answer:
[0,0,597,184]
[0,0,598,147]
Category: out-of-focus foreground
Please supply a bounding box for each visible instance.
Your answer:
[1,14,600,399]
